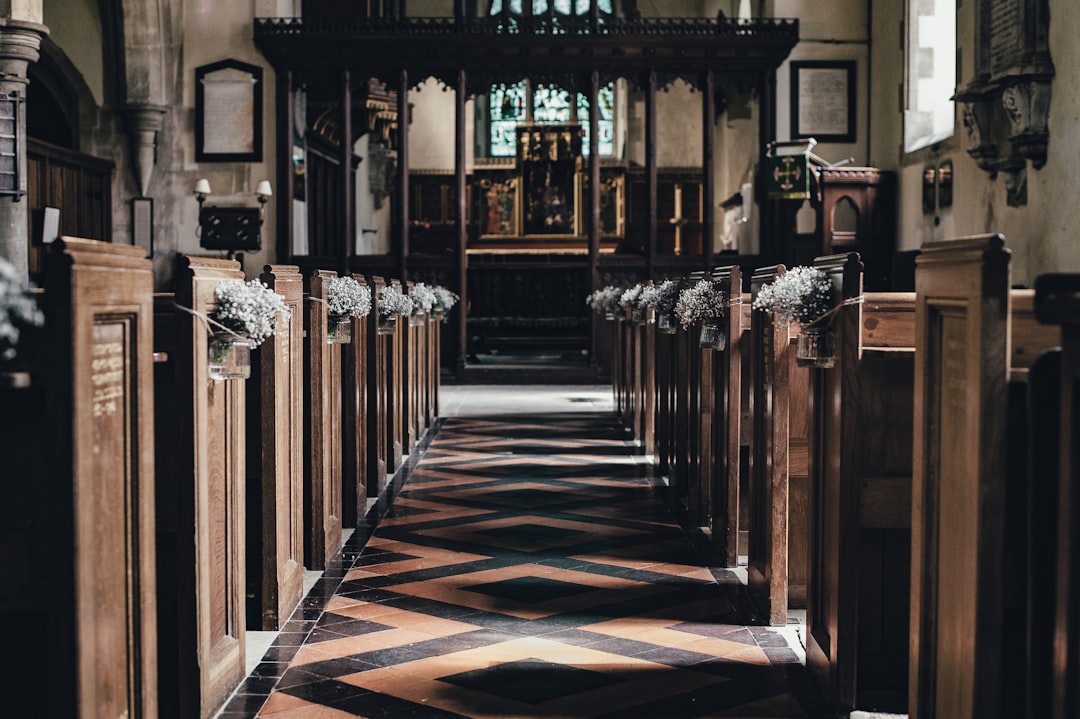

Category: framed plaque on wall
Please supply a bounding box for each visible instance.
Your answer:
[195,59,263,162]
[790,60,856,144]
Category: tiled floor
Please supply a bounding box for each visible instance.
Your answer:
[219,387,830,718]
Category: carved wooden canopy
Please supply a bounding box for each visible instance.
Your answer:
[253,15,799,92]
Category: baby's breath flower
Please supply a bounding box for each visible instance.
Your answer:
[752,266,833,324]
[638,280,678,317]
[0,257,44,360]
[432,286,459,313]
[675,279,726,329]
[327,276,372,318]
[378,284,413,318]
[409,283,438,312]
[210,279,291,347]
[585,285,622,314]
[618,284,643,310]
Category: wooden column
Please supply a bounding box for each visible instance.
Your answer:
[588,69,601,285]
[646,69,658,276]
[402,281,418,452]
[305,270,343,569]
[456,68,468,373]
[252,264,305,631]
[398,69,410,281]
[340,69,353,273]
[702,68,716,266]
[276,69,294,263]
[156,256,247,718]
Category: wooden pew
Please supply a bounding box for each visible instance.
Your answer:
[154,255,248,717]
[428,307,440,421]
[747,264,811,626]
[613,308,627,418]
[1032,274,1080,719]
[305,269,343,569]
[0,238,157,718]
[910,235,1060,719]
[342,273,370,525]
[367,277,390,495]
[685,271,708,525]
[246,264,305,631]
[803,253,915,712]
[708,265,745,565]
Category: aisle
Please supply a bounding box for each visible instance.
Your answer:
[237,394,828,718]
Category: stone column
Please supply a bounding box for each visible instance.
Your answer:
[0,14,46,278]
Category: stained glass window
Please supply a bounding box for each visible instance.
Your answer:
[487,0,615,157]
[490,82,527,157]
[578,84,614,156]
[490,0,612,13]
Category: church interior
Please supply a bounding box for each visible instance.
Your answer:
[1,0,1079,717]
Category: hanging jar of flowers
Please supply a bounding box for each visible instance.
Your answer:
[377,284,412,335]
[640,280,678,334]
[620,284,645,322]
[208,279,290,380]
[585,285,621,321]
[0,257,44,364]
[675,278,728,350]
[432,286,459,322]
[408,283,437,327]
[325,276,372,345]
[752,266,836,368]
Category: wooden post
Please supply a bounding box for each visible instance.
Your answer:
[343,274,370,521]
[305,270,343,569]
[0,239,158,718]
[387,279,404,471]
[156,255,247,718]
[711,265,744,565]
[253,264,305,630]
[367,277,389,494]
[804,254,914,712]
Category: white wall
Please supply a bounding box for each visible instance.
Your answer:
[884,0,1080,283]
[44,0,104,105]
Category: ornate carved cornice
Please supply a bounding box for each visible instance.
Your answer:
[254,16,799,92]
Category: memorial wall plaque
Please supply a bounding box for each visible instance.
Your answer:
[196,59,263,162]
[790,61,856,144]
[989,0,1022,74]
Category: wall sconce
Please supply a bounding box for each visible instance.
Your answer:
[194,178,272,257]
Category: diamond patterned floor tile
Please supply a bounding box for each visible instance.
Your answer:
[244,411,828,718]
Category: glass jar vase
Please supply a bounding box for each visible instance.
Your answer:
[377,315,397,335]
[699,321,727,351]
[327,314,352,344]
[657,313,677,334]
[796,325,837,368]
[409,308,426,327]
[208,332,254,381]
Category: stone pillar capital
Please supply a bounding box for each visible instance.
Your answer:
[120,104,169,197]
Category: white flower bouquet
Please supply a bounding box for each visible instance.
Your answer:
[585,285,622,318]
[753,266,838,368]
[751,266,833,324]
[409,283,438,312]
[432,286,459,315]
[619,284,643,311]
[378,284,413,319]
[327,276,372,318]
[210,279,290,348]
[0,257,44,360]
[641,280,679,333]
[675,278,726,330]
